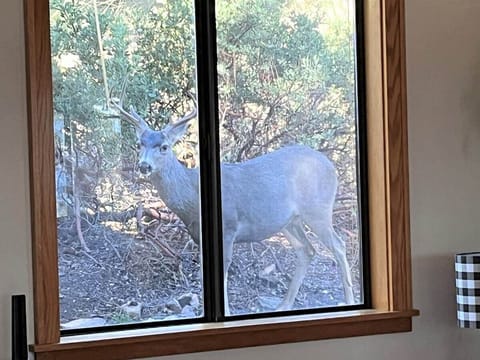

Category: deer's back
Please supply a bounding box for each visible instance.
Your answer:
[220,145,337,242]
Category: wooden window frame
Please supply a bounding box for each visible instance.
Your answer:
[24,0,418,359]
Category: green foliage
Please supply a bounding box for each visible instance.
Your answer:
[216,0,355,163]
[51,0,358,207]
[111,310,135,324]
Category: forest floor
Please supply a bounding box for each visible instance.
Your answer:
[58,199,362,329]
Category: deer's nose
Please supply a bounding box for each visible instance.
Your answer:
[138,162,152,174]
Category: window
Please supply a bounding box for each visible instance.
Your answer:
[25,0,417,359]
[49,0,366,330]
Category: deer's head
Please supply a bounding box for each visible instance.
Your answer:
[111,98,197,176]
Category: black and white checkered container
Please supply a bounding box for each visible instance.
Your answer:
[456,252,480,329]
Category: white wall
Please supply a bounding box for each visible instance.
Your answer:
[0,0,34,358]
[2,0,480,359]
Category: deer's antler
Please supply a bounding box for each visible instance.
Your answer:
[109,77,149,132]
[171,92,197,127]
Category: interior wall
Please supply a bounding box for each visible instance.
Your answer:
[2,0,480,359]
[0,0,34,358]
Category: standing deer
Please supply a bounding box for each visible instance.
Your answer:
[112,98,354,314]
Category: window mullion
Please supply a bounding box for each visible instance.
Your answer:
[194,0,225,322]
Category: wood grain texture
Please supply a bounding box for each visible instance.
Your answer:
[24,0,61,345]
[32,311,417,360]
[365,0,412,312]
[25,0,416,356]
[382,0,412,311]
[365,0,390,311]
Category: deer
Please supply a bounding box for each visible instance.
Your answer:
[111,96,354,314]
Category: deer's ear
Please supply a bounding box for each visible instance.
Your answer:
[165,120,191,144]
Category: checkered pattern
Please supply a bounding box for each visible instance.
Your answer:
[456,252,480,329]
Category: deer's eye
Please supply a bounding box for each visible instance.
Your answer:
[160,144,169,152]
[135,143,141,150]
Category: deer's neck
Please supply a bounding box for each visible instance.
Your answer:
[150,157,200,237]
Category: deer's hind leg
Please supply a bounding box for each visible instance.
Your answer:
[223,232,235,316]
[276,218,316,311]
[306,218,354,305]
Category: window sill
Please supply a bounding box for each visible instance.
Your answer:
[31,309,419,360]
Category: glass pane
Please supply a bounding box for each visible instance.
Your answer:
[216,0,363,316]
[51,0,203,330]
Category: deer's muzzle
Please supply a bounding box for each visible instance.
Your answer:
[138,162,152,175]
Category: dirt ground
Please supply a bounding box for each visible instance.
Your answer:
[58,198,362,328]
